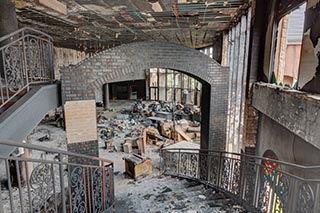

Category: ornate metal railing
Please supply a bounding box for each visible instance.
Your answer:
[0,27,54,108]
[0,140,114,212]
[160,148,320,213]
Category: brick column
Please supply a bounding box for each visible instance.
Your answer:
[104,83,110,109]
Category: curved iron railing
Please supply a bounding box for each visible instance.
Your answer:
[0,140,114,212]
[0,27,54,108]
[160,148,320,213]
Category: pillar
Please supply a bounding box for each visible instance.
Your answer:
[0,0,18,75]
[104,83,109,108]
[0,0,18,37]
[20,136,33,184]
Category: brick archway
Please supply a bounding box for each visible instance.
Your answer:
[62,41,229,150]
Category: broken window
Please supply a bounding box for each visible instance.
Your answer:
[147,68,202,106]
[271,2,306,87]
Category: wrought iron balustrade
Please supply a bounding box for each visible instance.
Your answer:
[0,140,114,213]
[160,148,320,213]
[0,27,54,108]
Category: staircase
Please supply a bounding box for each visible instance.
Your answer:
[115,175,245,212]
[0,27,60,155]
[160,148,320,213]
[0,140,114,213]
[0,28,115,212]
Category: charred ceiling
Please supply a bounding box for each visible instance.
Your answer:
[15,0,249,52]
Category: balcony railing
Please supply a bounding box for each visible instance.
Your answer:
[0,140,114,212]
[160,148,320,213]
[0,27,54,108]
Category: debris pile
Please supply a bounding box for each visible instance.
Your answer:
[97,100,201,155]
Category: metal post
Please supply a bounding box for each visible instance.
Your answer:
[22,31,29,92]
[217,152,223,188]
[177,150,180,177]
[0,49,4,103]
[253,164,261,208]
[15,160,24,213]
[239,156,246,200]
[25,160,33,212]
[0,173,4,213]
[104,83,110,109]
[58,153,66,213]
[313,183,320,213]
[2,52,9,101]
[5,160,14,212]
[48,41,54,81]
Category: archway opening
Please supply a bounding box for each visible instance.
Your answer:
[97,67,210,152]
[62,41,229,160]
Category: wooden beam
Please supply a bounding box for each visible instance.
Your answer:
[38,0,67,15]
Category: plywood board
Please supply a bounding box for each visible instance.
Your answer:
[64,100,97,144]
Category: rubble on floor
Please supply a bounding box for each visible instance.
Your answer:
[96,100,201,157]
[115,175,247,213]
[2,102,250,213]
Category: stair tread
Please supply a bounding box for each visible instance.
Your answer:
[115,175,246,213]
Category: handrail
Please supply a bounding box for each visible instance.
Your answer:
[0,139,115,212]
[0,139,113,164]
[160,148,320,213]
[0,27,54,110]
[163,147,320,169]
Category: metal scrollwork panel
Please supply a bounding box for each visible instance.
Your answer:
[70,166,86,213]
[297,183,315,213]
[3,45,24,92]
[189,153,199,178]
[30,163,56,212]
[162,152,171,174]
[105,166,114,209]
[93,168,103,213]
[244,161,256,205]
[27,38,41,80]
[199,154,208,181]
[275,174,290,212]
[231,160,241,195]
[180,153,189,176]
[165,152,179,175]
[221,158,231,191]
[208,155,219,185]
[42,41,50,77]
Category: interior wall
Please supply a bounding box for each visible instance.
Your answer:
[0,0,18,37]
[54,47,87,80]
[257,114,320,167]
[251,1,320,171]
[62,41,230,152]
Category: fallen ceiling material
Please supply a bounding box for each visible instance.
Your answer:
[15,0,249,52]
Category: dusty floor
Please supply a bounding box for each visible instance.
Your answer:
[1,100,246,212]
[113,175,247,213]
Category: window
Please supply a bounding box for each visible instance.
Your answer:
[147,68,202,105]
[271,2,306,87]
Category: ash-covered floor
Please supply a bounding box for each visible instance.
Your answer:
[1,100,246,212]
[114,175,247,213]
